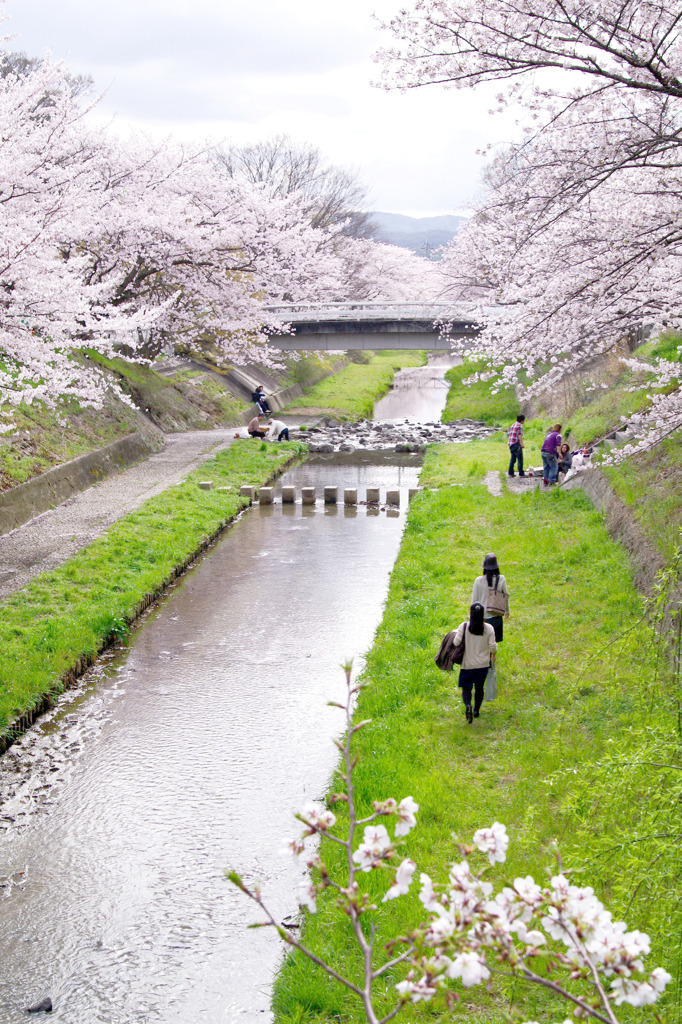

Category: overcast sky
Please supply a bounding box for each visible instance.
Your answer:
[4,0,518,217]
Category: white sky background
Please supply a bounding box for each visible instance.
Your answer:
[4,0,521,217]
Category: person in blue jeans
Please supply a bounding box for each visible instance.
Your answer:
[507,413,526,477]
[541,422,562,485]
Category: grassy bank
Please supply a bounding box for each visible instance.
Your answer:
[88,352,248,432]
[0,440,304,737]
[0,390,152,491]
[441,358,519,425]
[272,440,679,1023]
[285,351,425,421]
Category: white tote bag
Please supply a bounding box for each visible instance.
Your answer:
[485,663,498,701]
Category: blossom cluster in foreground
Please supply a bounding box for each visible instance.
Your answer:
[233,670,671,1024]
[287,806,671,1015]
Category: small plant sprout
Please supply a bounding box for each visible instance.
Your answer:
[228,666,671,1024]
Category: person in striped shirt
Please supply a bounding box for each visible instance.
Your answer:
[507,414,526,477]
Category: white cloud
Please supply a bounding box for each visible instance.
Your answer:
[4,0,520,215]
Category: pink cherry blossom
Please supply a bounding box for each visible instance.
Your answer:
[472,822,509,864]
[352,824,393,872]
[383,858,417,901]
[394,795,419,837]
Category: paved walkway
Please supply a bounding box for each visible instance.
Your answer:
[0,429,237,601]
[485,470,542,496]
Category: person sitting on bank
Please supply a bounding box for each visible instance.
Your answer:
[247,414,268,439]
[268,418,289,442]
[558,443,573,479]
[507,413,526,477]
[252,386,271,415]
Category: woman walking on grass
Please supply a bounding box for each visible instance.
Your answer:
[451,602,497,724]
[471,553,510,643]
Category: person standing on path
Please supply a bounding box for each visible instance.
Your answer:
[471,553,510,643]
[451,603,497,723]
[541,422,563,486]
[507,413,526,477]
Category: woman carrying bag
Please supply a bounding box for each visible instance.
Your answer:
[451,603,497,724]
[471,552,510,643]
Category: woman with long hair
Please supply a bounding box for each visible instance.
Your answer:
[471,553,510,643]
[450,602,496,723]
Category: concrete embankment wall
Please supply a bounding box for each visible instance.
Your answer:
[0,428,163,536]
[566,469,664,593]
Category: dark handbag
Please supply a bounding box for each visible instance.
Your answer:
[435,624,466,671]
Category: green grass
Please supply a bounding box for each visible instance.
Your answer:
[285,351,426,420]
[563,384,652,448]
[272,442,679,1024]
[605,431,682,561]
[649,330,682,364]
[90,352,248,430]
[0,352,251,491]
[441,359,520,425]
[279,352,349,390]
[0,440,305,735]
[0,392,145,490]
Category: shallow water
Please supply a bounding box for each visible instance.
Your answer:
[373,353,457,423]
[0,454,420,1023]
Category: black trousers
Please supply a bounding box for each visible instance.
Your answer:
[458,667,489,714]
[277,427,290,441]
[508,442,524,475]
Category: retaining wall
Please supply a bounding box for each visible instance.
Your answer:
[565,468,664,592]
[0,429,163,536]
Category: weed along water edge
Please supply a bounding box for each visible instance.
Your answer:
[0,453,423,1023]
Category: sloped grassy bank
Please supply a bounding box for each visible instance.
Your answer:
[285,351,426,421]
[0,440,305,746]
[272,440,680,1024]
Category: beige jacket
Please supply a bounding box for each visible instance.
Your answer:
[452,621,497,670]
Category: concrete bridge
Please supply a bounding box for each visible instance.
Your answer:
[264,302,482,351]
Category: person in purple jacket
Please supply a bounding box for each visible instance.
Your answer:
[541,422,562,486]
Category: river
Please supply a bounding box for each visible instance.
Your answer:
[0,356,454,1023]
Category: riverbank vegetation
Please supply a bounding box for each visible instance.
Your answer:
[272,440,680,1023]
[0,440,304,740]
[284,350,425,420]
[441,358,518,425]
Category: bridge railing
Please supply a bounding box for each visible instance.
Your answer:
[263,301,480,323]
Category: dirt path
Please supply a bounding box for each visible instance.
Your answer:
[0,429,236,600]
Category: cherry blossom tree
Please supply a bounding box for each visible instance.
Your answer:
[377,2,682,447]
[0,0,439,414]
[216,134,376,238]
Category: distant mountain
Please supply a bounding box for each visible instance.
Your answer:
[371,211,466,257]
